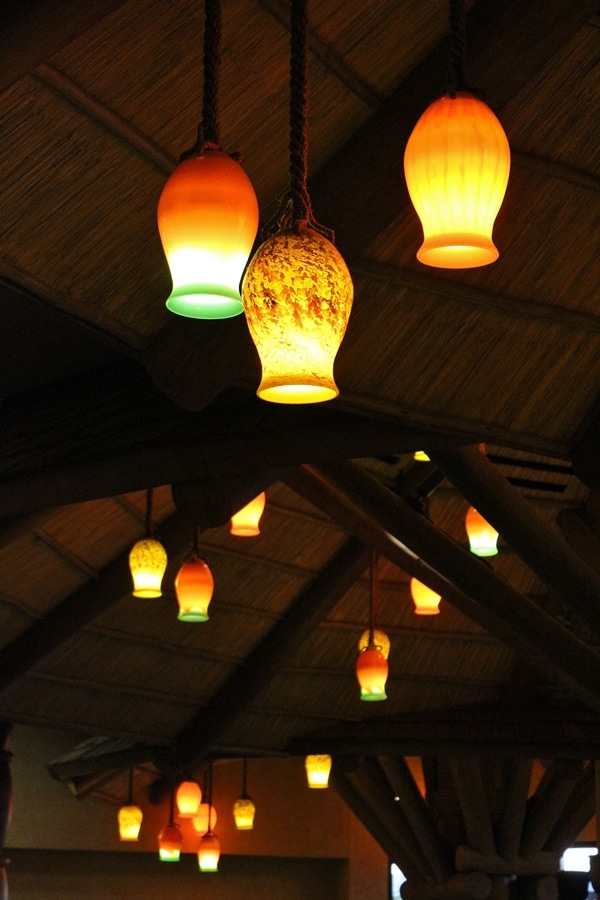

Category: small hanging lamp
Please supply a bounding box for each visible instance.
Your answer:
[158,788,183,862]
[410,578,441,615]
[175,530,214,622]
[233,758,256,829]
[157,0,259,319]
[404,0,510,269]
[193,802,218,835]
[118,768,143,841]
[198,763,220,872]
[356,551,389,701]
[230,492,266,536]
[414,450,430,462]
[176,779,202,818]
[242,0,353,403]
[305,754,332,789]
[465,506,499,557]
[129,489,168,598]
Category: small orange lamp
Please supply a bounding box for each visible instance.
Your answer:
[465,506,499,557]
[305,754,332,789]
[193,803,218,835]
[410,578,441,615]
[118,768,143,841]
[355,551,389,701]
[129,489,167,598]
[158,788,182,862]
[175,538,214,622]
[230,492,266,536]
[198,831,221,872]
[176,779,202,818]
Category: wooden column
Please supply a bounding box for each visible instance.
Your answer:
[520,761,585,857]
[450,757,497,856]
[497,759,534,861]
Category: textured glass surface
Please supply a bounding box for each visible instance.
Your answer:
[233,796,256,829]
[118,804,142,841]
[305,754,332,788]
[358,628,391,659]
[129,538,168,597]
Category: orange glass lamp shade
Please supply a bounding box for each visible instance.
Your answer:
[129,538,168,598]
[410,578,441,615]
[118,803,143,841]
[404,92,510,269]
[158,821,183,861]
[176,780,202,818]
[198,832,221,872]
[242,225,353,404]
[233,796,256,830]
[466,506,499,557]
[193,803,218,835]
[305,754,332,789]
[175,556,214,622]
[358,627,390,660]
[157,150,259,320]
[230,492,266,536]
[356,644,388,701]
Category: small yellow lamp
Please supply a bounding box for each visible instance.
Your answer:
[358,628,390,659]
[230,492,266,536]
[305,754,332,789]
[465,506,499,557]
[129,489,167,598]
[118,768,143,841]
[233,758,255,829]
[410,578,441,615]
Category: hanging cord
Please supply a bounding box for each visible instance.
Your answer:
[182,0,223,159]
[206,761,214,832]
[127,767,134,805]
[447,0,467,96]
[241,757,248,798]
[368,549,378,646]
[145,488,154,538]
[168,784,176,826]
[193,526,201,559]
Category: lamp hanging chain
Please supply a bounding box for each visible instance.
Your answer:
[447,0,467,96]
[182,0,222,159]
[369,549,378,646]
[193,526,200,558]
[145,488,154,538]
[127,766,134,805]
[241,757,248,797]
[289,0,311,227]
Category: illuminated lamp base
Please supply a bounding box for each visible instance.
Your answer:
[257,379,338,405]
[360,687,388,701]
[177,609,210,623]
[469,544,499,558]
[417,233,499,269]
[166,285,243,320]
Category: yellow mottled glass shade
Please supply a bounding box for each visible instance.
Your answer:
[198,832,221,872]
[242,226,353,404]
[233,796,256,829]
[358,628,390,659]
[404,92,510,268]
[305,754,332,788]
[118,803,143,841]
[129,538,168,598]
[410,578,441,615]
[465,506,499,557]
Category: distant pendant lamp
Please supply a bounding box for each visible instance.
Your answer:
[404,0,510,269]
[233,758,255,829]
[176,779,202,818]
[230,492,266,536]
[158,788,183,862]
[198,763,220,872]
[157,0,259,319]
[129,489,168,598]
[193,802,218,835]
[414,450,430,462]
[118,768,143,841]
[355,551,389,701]
[305,754,332,789]
[410,577,441,615]
[175,530,214,622]
[465,506,499,557]
[242,0,353,403]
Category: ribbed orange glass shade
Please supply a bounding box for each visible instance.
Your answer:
[233,796,256,829]
[358,628,390,659]
[193,803,218,835]
[158,822,183,861]
[410,578,441,615]
[176,780,202,818]
[242,226,353,404]
[356,645,388,701]
[404,92,510,269]
[129,538,168,598]
[158,151,259,319]
[118,803,143,841]
[175,557,214,622]
[198,832,221,872]
[230,492,266,536]
[465,506,499,557]
[305,754,332,788]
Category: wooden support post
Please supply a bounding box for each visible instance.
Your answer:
[497,759,534,861]
[520,762,584,857]
[543,762,595,853]
[450,757,497,856]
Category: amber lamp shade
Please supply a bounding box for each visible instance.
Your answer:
[414,450,430,462]
[118,803,143,841]
[175,556,214,622]
[358,627,390,659]
[242,225,353,404]
[305,754,332,789]
[404,92,510,269]
[176,780,202,818]
[198,832,221,872]
[465,506,499,557]
[233,796,256,830]
[356,645,388,701]
[158,822,183,861]
[193,803,218,835]
[230,492,266,536]
[129,538,168,598]
[410,578,441,615]
[158,151,259,320]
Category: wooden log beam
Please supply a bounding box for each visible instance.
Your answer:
[543,763,595,853]
[519,762,586,857]
[428,445,600,638]
[401,873,493,900]
[497,759,534,860]
[556,509,600,579]
[455,847,560,877]
[450,758,497,856]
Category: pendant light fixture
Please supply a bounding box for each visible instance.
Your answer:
[355,551,389,702]
[241,0,353,404]
[194,767,218,835]
[465,506,499,557]
[129,489,168,598]
[305,754,332,789]
[410,577,441,615]
[157,0,259,319]
[176,779,202,818]
[174,529,214,622]
[233,758,255,829]
[404,0,510,268]
[158,787,183,862]
[230,492,266,537]
[198,763,220,872]
[118,768,143,841]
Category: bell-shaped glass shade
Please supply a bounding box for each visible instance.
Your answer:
[242,225,353,404]
[158,151,259,319]
[465,506,499,557]
[129,538,168,598]
[233,796,256,830]
[193,803,218,835]
[176,780,202,818]
[356,645,388,701]
[175,556,214,622]
[158,821,183,861]
[230,492,266,536]
[198,831,221,872]
[404,92,510,269]
[358,628,390,659]
[410,578,441,615]
[413,450,430,462]
[305,754,332,789]
[118,803,143,841]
